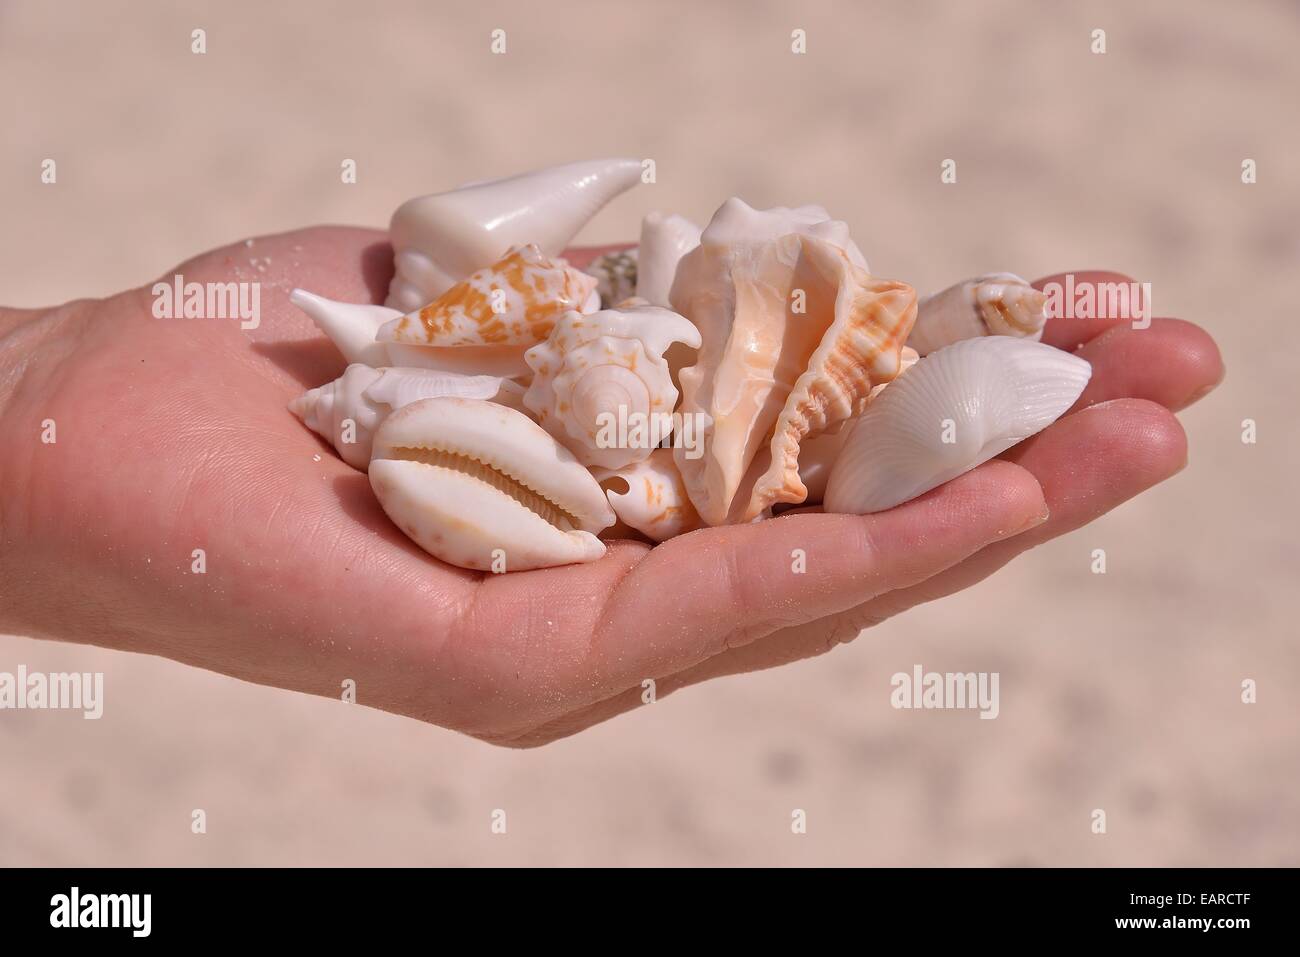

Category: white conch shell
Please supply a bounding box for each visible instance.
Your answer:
[670,198,915,525]
[584,248,638,308]
[369,397,615,571]
[824,337,1091,514]
[523,302,701,469]
[385,158,644,312]
[908,273,1047,356]
[289,364,519,469]
[290,288,535,378]
[593,448,702,542]
[378,244,597,350]
[635,212,702,307]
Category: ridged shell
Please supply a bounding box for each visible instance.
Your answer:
[796,347,918,503]
[523,303,701,469]
[385,158,643,312]
[369,398,615,571]
[592,448,702,542]
[378,244,598,349]
[289,364,519,469]
[670,198,915,525]
[824,337,1091,514]
[908,273,1047,356]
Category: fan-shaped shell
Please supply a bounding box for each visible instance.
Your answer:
[824,337,1091,514]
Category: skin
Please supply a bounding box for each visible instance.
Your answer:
[0,227,1224,746]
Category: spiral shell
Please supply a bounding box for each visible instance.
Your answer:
[523,302,701,469]
[377,244,598,349]
[593,448,702,542]
[289,364,519,470]
[669,198,914,525]
[908,273,1047,356]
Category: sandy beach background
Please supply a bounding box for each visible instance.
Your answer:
[1,0,1297,865]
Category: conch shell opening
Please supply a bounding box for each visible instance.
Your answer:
[670,198,916,525]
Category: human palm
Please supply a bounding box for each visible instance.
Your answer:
[0,226,1221,745]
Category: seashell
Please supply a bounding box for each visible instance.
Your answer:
[670,197,915,525]
[369,397,615,571]
[385,158,644,312]
[377,244,598,349]
[635,211,702,307]
[584,248,638,308]
[384,342,535,379]
[523,302,701,469]
[689,197,870,272]
[289,364,520,469]
[289,289,394,367]
[796,347,918,504]
[908,273,1047,356]
[592,448,702,542]
[824,337,1091,514]
[290,288,534,378]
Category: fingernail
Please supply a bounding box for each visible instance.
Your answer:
[1013,505,1050,534]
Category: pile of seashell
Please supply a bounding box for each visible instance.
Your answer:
[289,158,1091,572]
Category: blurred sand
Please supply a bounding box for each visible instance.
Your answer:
[1,0,1297,865]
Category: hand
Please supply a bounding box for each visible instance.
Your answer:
[0,228,1223,746]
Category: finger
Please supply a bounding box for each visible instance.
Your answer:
[1069,318,1224,413]
[521,399,1185,745]
[1035,271,1147,350]
[587,460,1048,686]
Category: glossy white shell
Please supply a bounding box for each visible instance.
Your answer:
[824,337,1091,514]
[290,288,535,378]
[385,158,643,312]
[593,448,702,542]
[289,364,518,469]
[369,397,615,571]
[635,212,701,307]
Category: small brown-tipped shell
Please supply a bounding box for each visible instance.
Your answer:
[369,397,615,571]
[908,273,1046,356]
